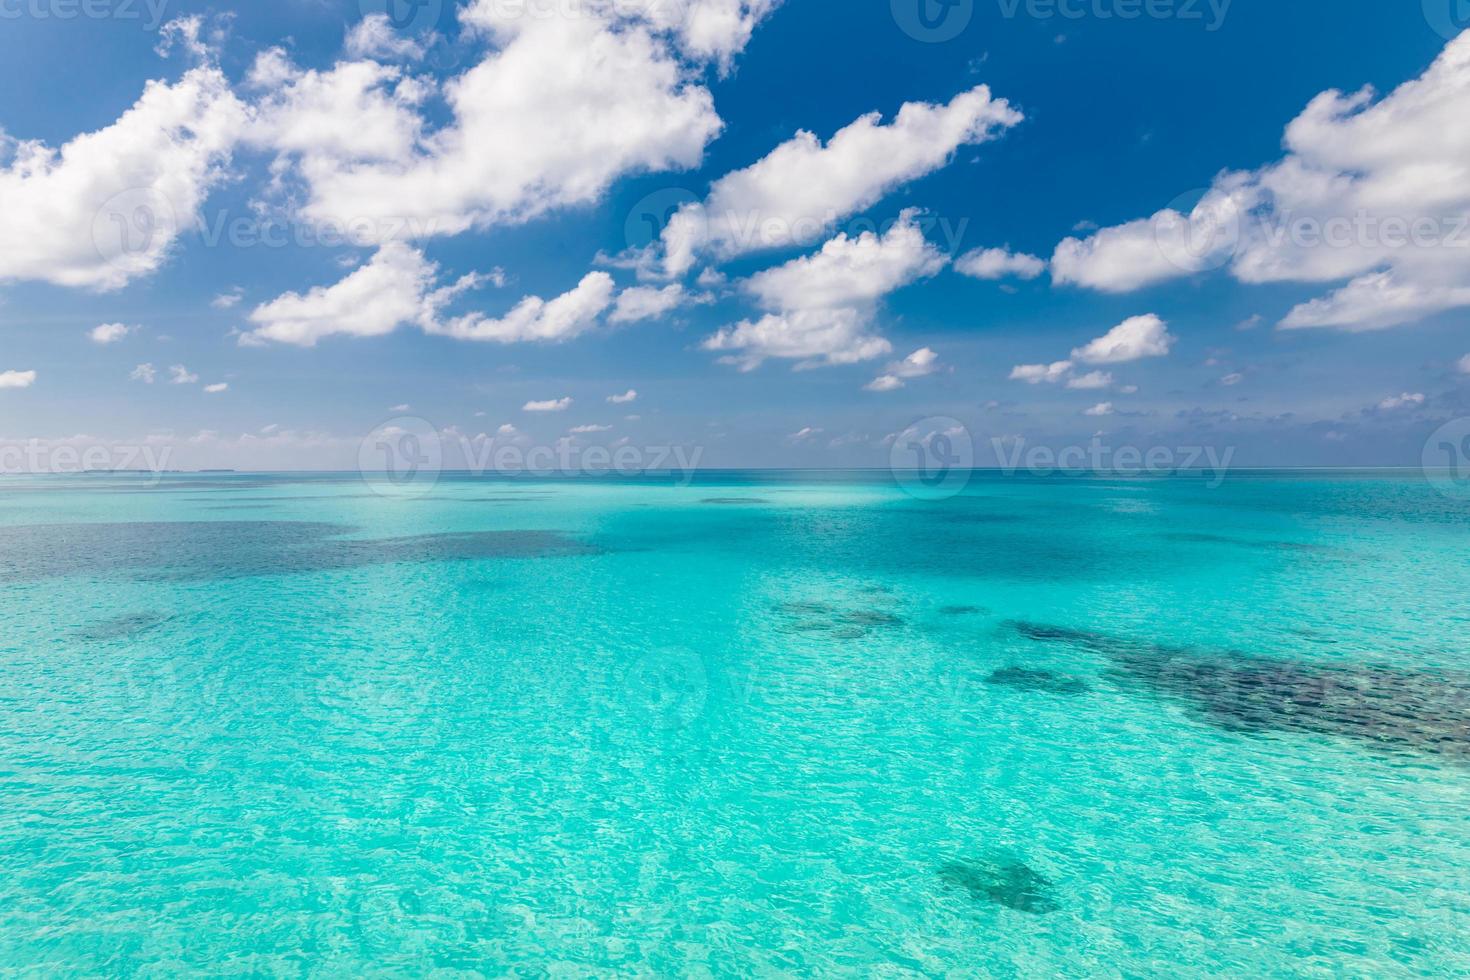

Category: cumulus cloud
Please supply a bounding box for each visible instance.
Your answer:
[0,66,246,290]
[1050,34,1470,331]
[428,272,614,343]
[609,283,689,324]
[608,389,639,404]
[955,246,1046,281]
[88,322,135,344]
[204,382,229,393]
[245,51,428,213]
[656,86,1021,276]
[169,364,198,384]
[130,363,157,384]
[524,397,573,412]
[243,243,450,346]
[243,243,610,346]
[261,5,732,246]
[570,424,612,433]
[865,346,940,391]
[1010,361,1074,384]
[1082,401,1114,416]
[0,370,37,389]
[345,13,429,61]
[704,210,947,369]
[1459,353,1470,374]
[1009,315,1171,387]
[1071,314,1175,364]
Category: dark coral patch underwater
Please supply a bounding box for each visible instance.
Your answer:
[986,667,1091,696]
[771,600,905,639]
[72,612,171,642]
[938,857,1059,914]
[1007,621,1470,761]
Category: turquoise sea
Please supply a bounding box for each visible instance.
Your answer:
[2,470,1468,974]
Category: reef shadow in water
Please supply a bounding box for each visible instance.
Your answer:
[939,605,989,617]
[72,611,171,641]
[771,600,904,639]
[938,858,1059,915]
[986,666,1091,696]
[1007,621,1470,761]
[0,522,598,582]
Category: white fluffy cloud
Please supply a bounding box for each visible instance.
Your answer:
[428,272,614,343]
[243,243,611,347]
[1458,353,1470,374]
[658,85,1021,276]
[524,397,573,412]
[0,370,37,389]
[1010,361,1074,384]
[1051,34,1470,331]
[0,66,246,290]
[130,363,156,384]
[244,243,449,346]
[608,389,639,404]
[609,283,689,324]
[204,382,229,393]
[246,51,427,197]
[1083,402,1114,417]
[169,364,198,384]
[866,346,940,392]
[956,246,1046,281]
[1071,314,1175,364]
[88,322,135,344]
[344,13,429,61]
[1010,315,1171,386]
[259,6,727,245]
[704,210,947,369]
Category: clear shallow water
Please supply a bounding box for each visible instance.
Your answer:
[2,470,1468,974]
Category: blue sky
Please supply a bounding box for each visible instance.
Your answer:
[1,0,1467,470]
